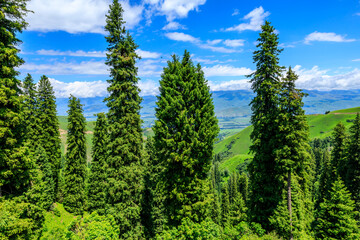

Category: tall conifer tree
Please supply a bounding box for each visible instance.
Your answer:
[37,75,61,197]
[22,74,37,146]
[104,0,144,237]
[315,178,359,240]
[331,122,348,180]
[271,67,313,238]
[87,113,108,214]
[0,0,32,196]
[247,21,284,229]
[153,51,219,226]
[63,96,86,215]
[345,113,360,211]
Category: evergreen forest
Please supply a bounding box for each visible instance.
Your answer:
[1,1,360,239]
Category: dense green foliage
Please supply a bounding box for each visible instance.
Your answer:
[27,146,55,210]
[37,75,61,197]
[104,0,144,238]
[153,51,219,226]
[345,113,360,211]
[87,113,108,214]
[0,0,32,197]
[247,21,284,229]
[63,96,87,215]
[0,197,44,239]
[314,178,359,239]
[3,1,360,239]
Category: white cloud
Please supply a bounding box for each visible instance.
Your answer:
[136,49,162,59]
[279,43,296,48]
[162,21,186,30]
[37,49,106,57]
[294,65,360,90]
[206,39,222,45]
[20,58,165,77]
[20,61,107,75]
[232,9,240,16]
[353,59,360,62]
[49,78,108,98]
[225,6,270,32]
[165,32,239,53]
[209,79,251,91]
[203,65,253,77]
[304,32,356,44]
[26,0,143,34]
[165,32,200,42]
[356,13,360,16]
[47,78,159,98]
[145,0,206,22]
[223,39,245,47]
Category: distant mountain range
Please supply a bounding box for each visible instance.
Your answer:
[56,89,360,127]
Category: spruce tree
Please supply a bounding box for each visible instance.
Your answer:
[221,185,230,227]
[315,150,331,210]
[0,0,32,197]
[238,173,249,204]
[315,178,359,240]
[153,51,219,226]
[228,174,247,226]
[345,113,360,211]
[331,122,348,180]
[247,21,284,229]
[87,113,108,214]
[27,145,54,210]
[37,75,61,197]
[63,96,86,215]
[104,0,144,237]
[22,73,37,147]
[272,67,313,238]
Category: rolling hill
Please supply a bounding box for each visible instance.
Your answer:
[215,107,360,173]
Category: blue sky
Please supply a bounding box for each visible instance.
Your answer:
[18,0,360,98]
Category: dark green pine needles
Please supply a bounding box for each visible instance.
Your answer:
[87,113,108,215]
[247,21,284,229]
[0,0,32,197]
[315,178,360,240]
[154,51,219,227]
[37,75,61,198]
[104,0,144,238]
[63,96,87,215]
[22,74,38,148]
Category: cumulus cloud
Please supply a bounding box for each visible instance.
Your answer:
[136,49,162,59]
[209,79,251,91]
[47,78,159,98]
[49,78,108,98]
[20,58,165,77]
[165,32,240,53]
[145,0,206,22]
[26,0,143,33]
[203,65,253,77]
[162,21,186,30]
[225,6,270,32]
[20,61,107,75]
[165,32,200,42]
[223,39,245,47]
[294,65,360,90]
[304,32,356,44]
[37,49,106,57]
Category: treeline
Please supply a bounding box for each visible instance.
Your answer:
[1,0,360,239]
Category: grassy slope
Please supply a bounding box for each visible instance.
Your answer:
[216,108,358,173]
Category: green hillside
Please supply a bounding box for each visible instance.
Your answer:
[216,108,359,173]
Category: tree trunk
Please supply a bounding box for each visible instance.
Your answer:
[288,171,293,240]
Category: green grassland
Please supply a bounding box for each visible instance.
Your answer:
[215,108,359,173]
